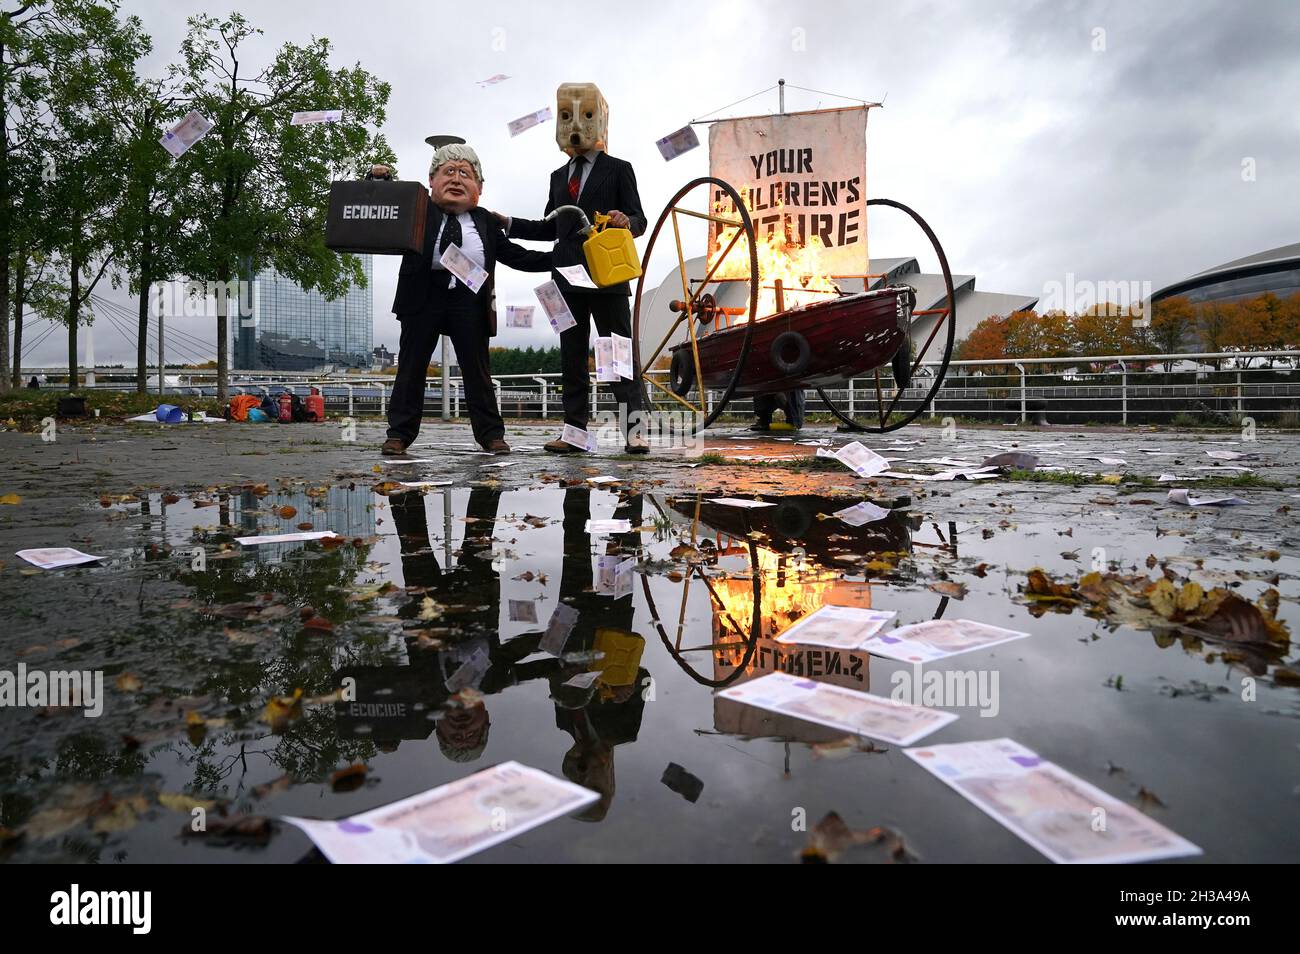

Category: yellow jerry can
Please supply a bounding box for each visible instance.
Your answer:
[583,212,643,287]
[591,628,645,688]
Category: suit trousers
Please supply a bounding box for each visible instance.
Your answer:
[559,291,646,433]
[387,284,504,448]
[753,389,806,428]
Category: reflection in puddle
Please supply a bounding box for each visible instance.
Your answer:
[2,474,1297,863]
[649,493,936,743]
[339,486,651,821]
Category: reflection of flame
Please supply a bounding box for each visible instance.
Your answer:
[709,198,839,320]
[709,542,872,677]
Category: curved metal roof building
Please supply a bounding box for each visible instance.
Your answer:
[1152,242,1300,305]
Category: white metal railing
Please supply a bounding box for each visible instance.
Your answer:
[21,350,1300,425]
[891,350,1300,424]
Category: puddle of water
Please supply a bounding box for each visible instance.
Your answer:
[1,478,1297,863]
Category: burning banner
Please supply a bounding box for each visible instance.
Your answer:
[708,106,868,317]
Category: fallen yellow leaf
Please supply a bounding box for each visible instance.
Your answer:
[158,792,217,813]
[115,673,143,692]
[261,688,304,730]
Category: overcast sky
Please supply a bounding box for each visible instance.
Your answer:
[23,0,1300,367]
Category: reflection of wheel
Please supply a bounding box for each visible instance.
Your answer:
[641,539,762,689]
[641,494,762,688]
[815,198,957,432]
[632,177,759,434]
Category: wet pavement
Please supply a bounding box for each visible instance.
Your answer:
[1,418,1297,863]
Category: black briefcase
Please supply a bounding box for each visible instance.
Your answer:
[325,176,428,255]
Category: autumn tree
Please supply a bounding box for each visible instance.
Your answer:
[1197,300,1233,364]
[1219,301,1264,366]
[1241,293,1287,364]
[1071,304,1140,364]
[1279,292,1300,351]
[104,72,194,392]
[1003,310,1072,372]
[170,13,394,403]
[1148,295,1196,367]
[38,2,147,388]
[955,314,1009,363]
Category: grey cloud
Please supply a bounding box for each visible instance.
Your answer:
[24,0,1298,365]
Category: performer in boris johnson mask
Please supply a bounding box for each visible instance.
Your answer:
[497,83,650,455]
[380,144,553,456]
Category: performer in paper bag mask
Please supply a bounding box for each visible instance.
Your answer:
[498,82,649,455]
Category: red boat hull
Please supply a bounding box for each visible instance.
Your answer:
[672,287,912,396]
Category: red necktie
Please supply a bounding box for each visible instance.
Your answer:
[567,156,585,201]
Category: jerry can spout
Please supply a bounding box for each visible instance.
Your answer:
[545,204,594,237]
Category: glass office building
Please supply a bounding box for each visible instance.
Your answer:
[235,256,373,371]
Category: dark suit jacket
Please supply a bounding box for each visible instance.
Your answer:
[391,198,552,336]
[508,151,646,297]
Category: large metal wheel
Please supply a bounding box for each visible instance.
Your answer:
[815,198,957,432]
[632,177,759,433]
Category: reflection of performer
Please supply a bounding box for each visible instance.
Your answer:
[547,486,649,820]
[378,485,652,796]
[389,486,503,762]
[550,486,644,655]
[499,83,649,455]
[390,486,501,614]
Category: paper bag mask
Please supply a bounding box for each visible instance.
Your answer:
[556,82,608,156]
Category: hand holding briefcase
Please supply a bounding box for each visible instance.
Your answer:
[325,166,429,255]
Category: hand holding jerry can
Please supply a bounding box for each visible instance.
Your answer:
[583,211,642,287]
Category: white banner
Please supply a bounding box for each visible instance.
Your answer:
[708,106,868,277]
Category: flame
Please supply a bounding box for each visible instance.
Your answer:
[708,197,840,320]
[706,541,874,678]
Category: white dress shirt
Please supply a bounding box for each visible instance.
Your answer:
[431,210,485,290]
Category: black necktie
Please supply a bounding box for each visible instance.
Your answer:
[440,211,462,254]
[567,156,585,201]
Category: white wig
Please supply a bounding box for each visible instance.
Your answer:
[429,143,484,183]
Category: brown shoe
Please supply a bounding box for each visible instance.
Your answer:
[381,438,408,456]
[544,438,584,454]
[483,438,511,454]
[624,435,649,455]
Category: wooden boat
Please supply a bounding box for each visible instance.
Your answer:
[668,493,915,562]
[634,173,955,432]
[669,285,916,397]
